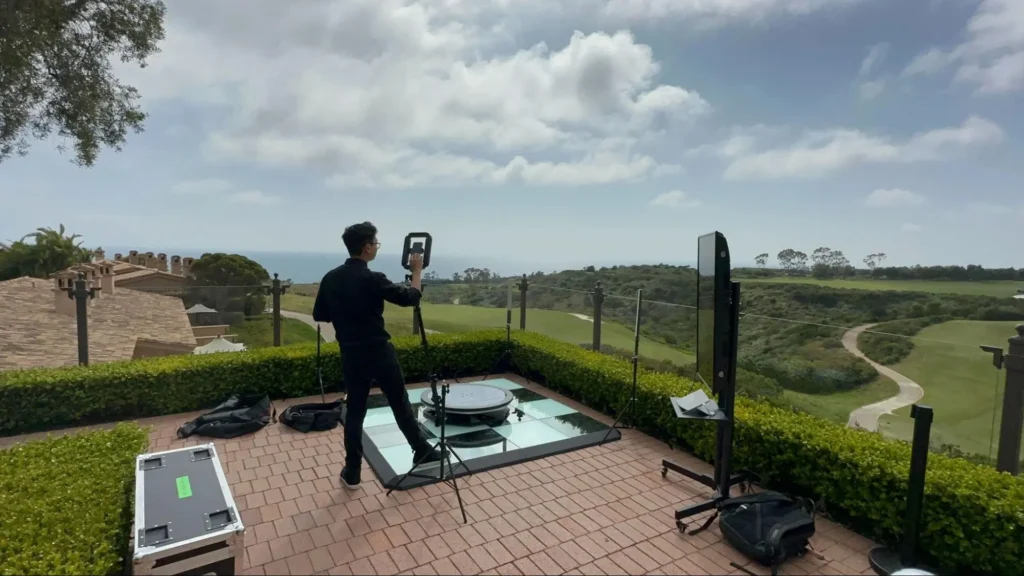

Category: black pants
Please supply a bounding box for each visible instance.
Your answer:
[341,342,429,468]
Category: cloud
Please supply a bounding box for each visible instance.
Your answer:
[903,0,1024,94]
[227,190,282,205]
[967,201,1024,216]
[902,48,952,77]
[866,188,925,207]
[860,43,889,77]
[598,0,868,23]
[122,2,711,189]
[901,222,922,233]
[720,116,1003,181]
[170,179,234,195]
[650,190,701,209]
[859,79,885,100]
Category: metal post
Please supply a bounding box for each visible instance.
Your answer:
[870,404,935,575]
[412,305,421,335]
[67,272,98,366]
[592,281,604,351]
[997,324,1024,475]
[902,404,932,566]
[272,273,282,347]
[518,274,528,330]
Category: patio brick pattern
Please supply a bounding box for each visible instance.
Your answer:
[140,374,879,575]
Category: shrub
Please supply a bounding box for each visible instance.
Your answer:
[859,316,950,365]
[511,331,1024,576]
[0,423,148,575]
[0,331,507,436]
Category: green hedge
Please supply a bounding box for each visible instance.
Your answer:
[0,331,506,436]
[510,331,1024,576]
[0,423,148,575]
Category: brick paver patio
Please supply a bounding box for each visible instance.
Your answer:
[135,374,876,575]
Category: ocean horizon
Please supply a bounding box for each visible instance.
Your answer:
[103,246,700,284]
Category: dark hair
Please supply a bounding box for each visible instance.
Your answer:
[342,222,377,256]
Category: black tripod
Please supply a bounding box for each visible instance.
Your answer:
[385,304,469,524]
[601,288,643,443]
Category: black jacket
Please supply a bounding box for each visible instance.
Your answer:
[312,258,421,349]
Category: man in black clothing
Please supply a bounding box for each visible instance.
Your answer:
[312,222,440,489]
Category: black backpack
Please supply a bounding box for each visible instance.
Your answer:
[279,401,344,433]
[717,491,817,576]
[176,394,275,439]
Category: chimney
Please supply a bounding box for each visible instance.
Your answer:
[101,264,115,296]
[129,250,139,265]
[145,252,156,269]
[182,257,194,277]
[157,253,168,272]
[94,248,106,262]
[171,255,182,275]
[70,267,97,306]
[53,274,76,316]
[114,253,124,262]
[86,264,103,297]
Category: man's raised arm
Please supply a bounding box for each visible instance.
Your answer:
[375,272,422,307]
[312,281,330,322]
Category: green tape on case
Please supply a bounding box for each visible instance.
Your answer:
[176,476,192,499]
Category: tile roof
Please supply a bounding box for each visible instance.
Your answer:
[115,269,188,284]
[0,276,197,371]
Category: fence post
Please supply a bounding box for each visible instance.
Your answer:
[592,281,604,351]
[68,272,98,366]
[270,273,291,347]
[518,274,528,330]
[996,324,1024,475]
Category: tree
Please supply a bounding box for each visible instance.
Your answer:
[186,253,271,322]
[777,249,796,272]
[755,253,769,268]
[791,251,808,274]
[863,252,887,270]
[451,272,462,282]
[0,224,93,280]
[1,0,167,167]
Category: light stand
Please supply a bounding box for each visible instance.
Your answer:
[662,281,749,535]
[481,283,528,383]
[601,288,643,443]
[386,292,470,524]
[868,405,936,576]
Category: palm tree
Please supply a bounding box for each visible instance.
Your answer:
[0,224,93,280]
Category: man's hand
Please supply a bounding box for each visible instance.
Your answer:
[409,253,423,292]
[409,253,423,273]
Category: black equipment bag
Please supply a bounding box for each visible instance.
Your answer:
[279,401,344,433]
[717,490,816,576]
[176,394,275,439]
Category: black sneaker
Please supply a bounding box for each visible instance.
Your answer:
[413,445,443,465]
[340,465,361,490]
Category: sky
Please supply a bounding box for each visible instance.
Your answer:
[2,0,1023,269]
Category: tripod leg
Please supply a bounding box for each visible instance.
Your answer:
[386,442,441,495]
[481,349,511,381]
[600,396,633,443]
[443,449,468,524]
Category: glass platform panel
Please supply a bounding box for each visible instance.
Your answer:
[356,378,620,489]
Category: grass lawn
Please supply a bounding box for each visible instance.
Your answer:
[782,376,900,426]
[230,315,323,348]
[745,277,1022,298]
[877,320,1019,457]
[281,294,696,365]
